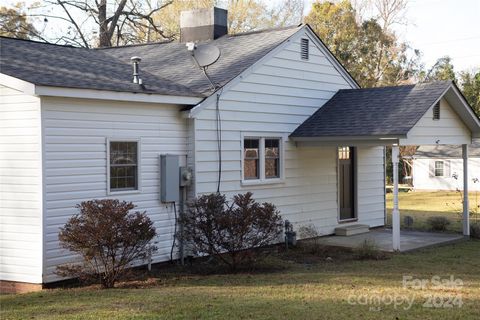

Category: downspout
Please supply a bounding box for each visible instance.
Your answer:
[384,146,387,226]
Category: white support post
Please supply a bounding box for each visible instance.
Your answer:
[392,145,401,251]
[462,144,470,236]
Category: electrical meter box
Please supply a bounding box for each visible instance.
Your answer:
[160,154,179,202]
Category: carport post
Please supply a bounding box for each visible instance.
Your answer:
[462,144,470,236]
[392,145,400,251]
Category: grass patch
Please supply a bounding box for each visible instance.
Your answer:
[1,241,479,320]
[386,191,480,232]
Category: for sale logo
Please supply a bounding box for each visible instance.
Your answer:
[347,275,463,311]
[403,275,463,309]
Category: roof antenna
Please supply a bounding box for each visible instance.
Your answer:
[186,42,221,91]
[131,56,142,84]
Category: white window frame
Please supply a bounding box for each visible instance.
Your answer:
[241,133,285,186]
[434,160,444,177]
[106,137,142,195]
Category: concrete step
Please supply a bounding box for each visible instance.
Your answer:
[335,224,370,236]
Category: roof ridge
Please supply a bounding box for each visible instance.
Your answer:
[0,36,80,49]
[1,25,301,51]
[95,39,175,50]
[337,80,452,92]
[97,25,302,50]
[227,24,302,37]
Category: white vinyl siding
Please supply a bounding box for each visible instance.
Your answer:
[193,30,385,235]
[356,146,386,227]
[0,85,43,283]
[413,157,480,191]
[41,97,188,282]
[401,98,471,145]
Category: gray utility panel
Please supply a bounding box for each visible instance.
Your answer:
[160,154,180,202]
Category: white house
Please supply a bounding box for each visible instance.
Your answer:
[412,141,480,191]
[1,7,480,292]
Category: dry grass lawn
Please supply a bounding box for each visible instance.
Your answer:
[386,191,480,231]
[1,240,479,320]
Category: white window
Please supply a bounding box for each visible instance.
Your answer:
[434,160,444,177]
[242,136,283,184]
[107,139,140,193]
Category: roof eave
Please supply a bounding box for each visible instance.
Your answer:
[34,86,203,105]
[0,73,202,105]
[290,134,405,143]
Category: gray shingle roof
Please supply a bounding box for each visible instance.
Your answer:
[414,140,480,158]
[0,26,300,98]
[290,81,453,138]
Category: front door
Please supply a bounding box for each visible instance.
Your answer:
[339,146,355,220]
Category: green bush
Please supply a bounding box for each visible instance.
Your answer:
[426,216,451,231]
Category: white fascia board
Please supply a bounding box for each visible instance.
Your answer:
[35,86,203,105]
[0,73,35,95]
[290,135,404,142]
[291,135,403,146]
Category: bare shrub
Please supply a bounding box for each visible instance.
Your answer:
[427,216,451,232]
[356,239,386,260]
[57,199,156,288]
[297,224,323,254]
[181,192,283,270]
[470,223,480,239]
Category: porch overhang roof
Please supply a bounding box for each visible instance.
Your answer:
[290,81,480,145]
[290,135,404,146]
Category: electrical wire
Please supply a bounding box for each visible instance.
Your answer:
[215,90,223,193]
[190,51,223,193]
[170,202,177,262]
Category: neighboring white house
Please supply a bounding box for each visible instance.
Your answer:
[1,7,480,291]
[412,141,480,191]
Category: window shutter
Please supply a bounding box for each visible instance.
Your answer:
[444,160,451,177]
[429,160,435,177]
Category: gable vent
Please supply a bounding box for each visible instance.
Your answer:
[301,38,309,60]
[433,101,440,120]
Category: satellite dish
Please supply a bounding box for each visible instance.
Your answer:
[194,44,220,67]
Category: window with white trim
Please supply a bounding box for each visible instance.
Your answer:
[108,140,139,192]
[243,137,282,182]
[434,160,444,177]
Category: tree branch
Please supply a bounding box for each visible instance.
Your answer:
[56,0,89,48]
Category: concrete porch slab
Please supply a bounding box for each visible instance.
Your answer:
[317,228,465,252]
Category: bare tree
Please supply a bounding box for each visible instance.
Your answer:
[44,0,173,48]
[373,0,408,31]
